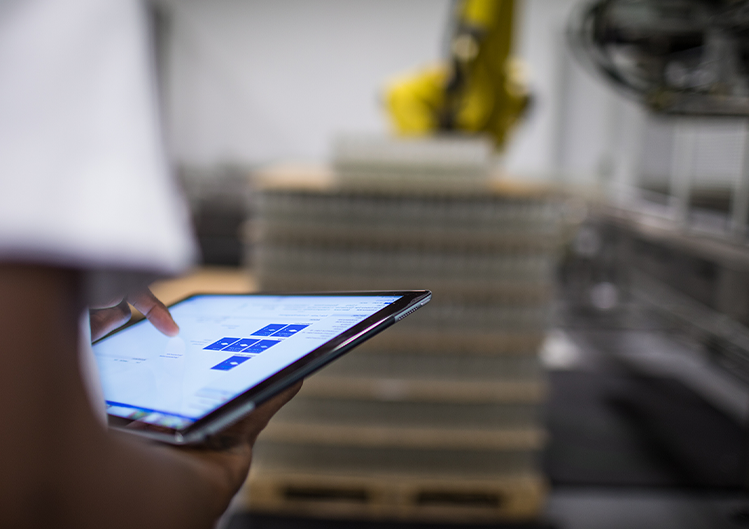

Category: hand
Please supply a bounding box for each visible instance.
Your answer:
[89,286,302,513]
[174,381,303,499]
[90,289,179,341]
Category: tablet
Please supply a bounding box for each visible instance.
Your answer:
[93,290,431,445]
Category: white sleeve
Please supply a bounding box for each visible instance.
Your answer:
[0,0,197,302]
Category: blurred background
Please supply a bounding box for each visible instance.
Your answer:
[146,1,749,528]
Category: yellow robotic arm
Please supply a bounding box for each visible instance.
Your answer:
[384,0,529,149]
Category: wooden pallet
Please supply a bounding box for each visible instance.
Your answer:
[253,162,558,199]
[245,469,547,522]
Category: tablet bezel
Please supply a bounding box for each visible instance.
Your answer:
[98,290,431,445]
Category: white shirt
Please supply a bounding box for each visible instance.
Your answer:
[0,0,198,417]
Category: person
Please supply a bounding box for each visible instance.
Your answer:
[0,0,298,527]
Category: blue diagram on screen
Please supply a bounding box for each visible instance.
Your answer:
[211,356,252,371]
[243,340,279,353]
[204,324,309,355]
[223,338,260,352]
[203,337,282,354]
[252,324,287,336]
[203,337,241,351]
[271,324,309,337]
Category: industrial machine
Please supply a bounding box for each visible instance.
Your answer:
[384,0,530,149]
[568,0,749,116]
[565,1,749,382]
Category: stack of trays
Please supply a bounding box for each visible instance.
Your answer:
[245,162,559,522]
[330,135,493,190]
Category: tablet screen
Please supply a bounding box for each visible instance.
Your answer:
[93,293,404,431]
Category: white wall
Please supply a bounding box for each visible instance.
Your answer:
[503,0,581,179]
[164,0,452,166]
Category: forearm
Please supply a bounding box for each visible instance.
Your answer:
[0,264,247,528]
[64,432,248,529]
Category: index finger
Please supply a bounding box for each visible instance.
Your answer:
[128,289,179,337]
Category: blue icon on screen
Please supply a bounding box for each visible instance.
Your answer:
[252,324,287,336]
[271,324,309,338]
[242,339,279,353]
[204,337,241,351]
[222,338,260,352]
[211,355,252,371]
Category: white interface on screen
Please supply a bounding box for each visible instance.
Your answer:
[93,294,402,429]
